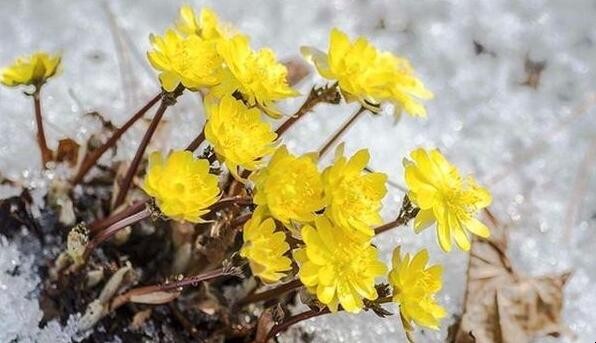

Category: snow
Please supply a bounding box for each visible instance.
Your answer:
[0,0,594,342]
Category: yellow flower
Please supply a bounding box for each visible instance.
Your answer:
[147,29,221,92]
[240,207,292,283]
[251,146,325,225]
[294,216,387,313]
[389,247,446,330]
[205,95,277,180]
[323,146,387,237]
[1,52,60,87]
[143,150,220,223]
[211,35,298,118]
[175,5,233,40]
[404,148,492,252]
[302,28,432,117]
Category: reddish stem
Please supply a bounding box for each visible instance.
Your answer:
[185,128,205,152]
[84,206,151,260]
[33,89,53,168]
[72,92,162,185]
[238,279,302,307]
[318,106,366,158]
[88,200,147,234]
[275,83,339,136]
[112,99,169,208]
[264,308,330,342]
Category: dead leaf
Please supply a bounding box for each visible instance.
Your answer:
[55,138,80,166]
[451,210,573,343]
[129,290,181,304]
[254,307,276,343]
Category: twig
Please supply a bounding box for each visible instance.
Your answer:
[374,195,419,235]
[113,88,182,208]
[32,88,53,168]
[237,279,302,307]
[84,206,151,260]
[318,106,366,158]
[275,82,340,136]
[88,200,147,234]
[110,268,235,311]
[72,92,162,185]
[264,296,393,342]
[185,128,205,152]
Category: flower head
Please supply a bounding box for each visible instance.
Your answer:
[211,35,298,118]
[251,146,325,225]
[240,207,292,283]
[302,28,432,117]
[389,248,446,330]
[1,52,60,88]
[143,150,220,223]
[323,146,387,237]
[205,96,277,180]
[175,6,233,40]
[404,148,492,252]
[295,216,387,313]
[147,29,221,92]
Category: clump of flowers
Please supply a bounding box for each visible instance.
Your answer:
[0,52,60,87]
[2,5,498,342]
[251,146,325,225]
[240,208,292,283]
[142,150,220,223]
[323,146,388,237]
[389,247,446,331]
[205,95,277,180]
[295,216,387,313]
[302,28,433,117]
[404,148,492,251]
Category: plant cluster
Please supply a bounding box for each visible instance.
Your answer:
[0,6,492,342]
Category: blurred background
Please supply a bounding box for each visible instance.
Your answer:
[0,0,594,342]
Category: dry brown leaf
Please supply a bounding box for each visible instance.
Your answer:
[55,138,80,166]
[129,290,181,305]
[254,307,276,343]
[451,210,572,343]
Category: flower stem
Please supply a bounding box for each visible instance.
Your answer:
[209,196,252,212]
[264,308,330,342]
[275,82,340,136]
[32,88,53,168]
[110,267,235,311]
[318,106,366,158]
[237,278,302,307]
[72,92,162,185]
[374,195,419,235]
[88,200,147,233]
[113,87,182,208]
[264,296,393,342]
[84,205,151,260]
[185,127,205,152]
